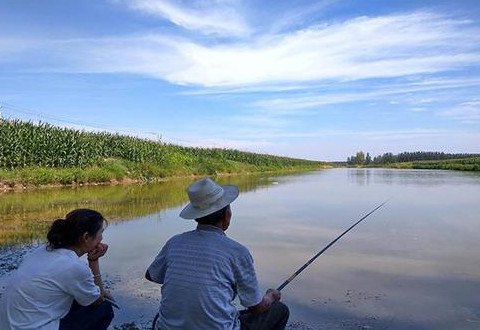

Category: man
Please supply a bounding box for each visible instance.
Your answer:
[146,177,289,329]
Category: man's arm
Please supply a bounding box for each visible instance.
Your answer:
[247,289,281,315]
[145,242,169,284]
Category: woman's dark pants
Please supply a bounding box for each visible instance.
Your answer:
[59,300,114,330]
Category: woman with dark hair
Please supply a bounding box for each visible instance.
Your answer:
[0,209,114,330]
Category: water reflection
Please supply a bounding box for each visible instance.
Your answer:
[347,168,480,187]
[0,175,274,245]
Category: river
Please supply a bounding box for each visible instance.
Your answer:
[1,169,480,329]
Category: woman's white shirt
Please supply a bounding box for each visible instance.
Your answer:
[0,245,100,330]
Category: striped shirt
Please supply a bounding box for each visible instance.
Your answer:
[147,225,263,330]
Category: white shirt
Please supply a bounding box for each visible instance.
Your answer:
[0,245,100,330]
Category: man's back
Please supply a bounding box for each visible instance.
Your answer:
[148,225,262,330]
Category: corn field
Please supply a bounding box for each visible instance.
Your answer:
[0,119,171,169]
[0,119,320,170]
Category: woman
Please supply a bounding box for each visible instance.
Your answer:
[0,209,114,330]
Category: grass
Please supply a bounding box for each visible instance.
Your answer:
[379,157,480,171]
[0,158,325,187]
[0,119,327,187]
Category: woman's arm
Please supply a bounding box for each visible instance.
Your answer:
[87,243,110,303]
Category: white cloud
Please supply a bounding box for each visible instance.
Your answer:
[230,128,451,141]
[0,38,42,61]
[409,107,428,112]
[160,11,480,86]
[440,101,480,123]
[1,11,479,88]
[163,133,275,152]
[124,0,251,36]
[159,128,480,160]
[253,78,480,111]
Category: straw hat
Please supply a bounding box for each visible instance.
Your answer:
[180,177,239,219]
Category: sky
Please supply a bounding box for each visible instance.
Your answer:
[1,0,480,161]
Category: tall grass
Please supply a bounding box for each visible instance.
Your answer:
[0,119,170,168]
[0,119,323,185]
[384,157,480,171]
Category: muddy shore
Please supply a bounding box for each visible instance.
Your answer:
[0,244,316,329]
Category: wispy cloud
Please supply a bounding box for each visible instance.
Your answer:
[440,101,480,123]
[225,128,453,141]
[263,0,340,34]
[154,11,480,86]
[253,77,480,111]
[162,128,440,155]
[0,38,42,61]
[409,107,428,112]
[124,0,251,37]
[1,11,479,88]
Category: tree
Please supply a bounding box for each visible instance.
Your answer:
[365,152,372,165]
[355,151,365,165]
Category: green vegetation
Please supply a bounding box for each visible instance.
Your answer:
[0,119,325,186]
[384,157,480,171]
[347,151,372,166]
[346,150,480,171]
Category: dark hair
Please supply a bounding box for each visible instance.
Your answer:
[195,206,229,225]
[47,209,106,249]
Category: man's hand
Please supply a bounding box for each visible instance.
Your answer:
[88,243,108,261]
[266,288,281,302]
[248,288,282,315]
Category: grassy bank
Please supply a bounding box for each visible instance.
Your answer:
[0,119,326,187]
[375,157,480,171]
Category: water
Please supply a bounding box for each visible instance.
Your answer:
[1,169,480,329]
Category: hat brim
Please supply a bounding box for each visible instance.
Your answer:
[179,185,239,219]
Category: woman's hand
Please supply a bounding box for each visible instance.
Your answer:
[103,290,113,300]
[87,243,108,261]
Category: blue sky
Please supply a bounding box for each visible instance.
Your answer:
[1,0,479,161]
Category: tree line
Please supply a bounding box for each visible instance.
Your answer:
[347,151,480,165]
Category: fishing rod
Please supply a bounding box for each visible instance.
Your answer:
[276,200,389,291]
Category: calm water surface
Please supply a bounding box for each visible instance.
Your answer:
[1,169,480,329]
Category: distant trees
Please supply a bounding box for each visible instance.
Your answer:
[347,151,365,165]
[365,153,372,165]
[355,151,365,165]
[373,152,396,164]
[346,151,480,165]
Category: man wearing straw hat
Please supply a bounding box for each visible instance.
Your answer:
[146,177,289,329]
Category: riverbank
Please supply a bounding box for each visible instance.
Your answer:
[0,243,339,330]
[0,161,327,192]
[344,157,480,171]
[0,243,386,330]
[0,119,327,189]
[381,157,480,171]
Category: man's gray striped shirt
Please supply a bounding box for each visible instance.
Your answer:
[148,225,263,330]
